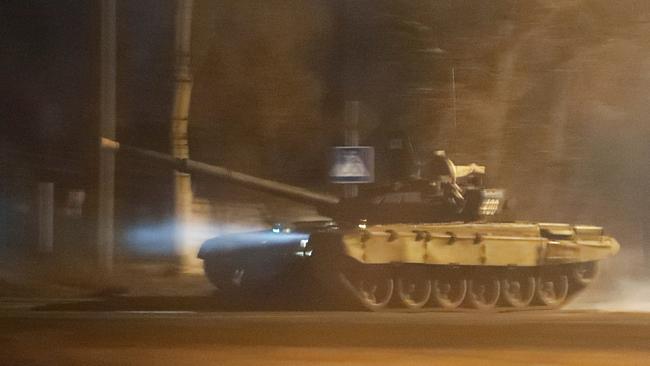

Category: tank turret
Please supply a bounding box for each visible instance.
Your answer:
[101,138,504,226]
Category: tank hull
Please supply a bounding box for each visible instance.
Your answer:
[308,222,618,311]
[199,221,619,311]
[326,222,619,267]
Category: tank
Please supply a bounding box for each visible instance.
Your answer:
[103,138,620,311]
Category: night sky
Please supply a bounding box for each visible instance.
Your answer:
[1,2,96,169]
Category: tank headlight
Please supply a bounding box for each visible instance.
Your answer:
[272,223,286,233]
[295,239,312,257]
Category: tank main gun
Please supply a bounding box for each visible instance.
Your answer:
[101,138,340,207]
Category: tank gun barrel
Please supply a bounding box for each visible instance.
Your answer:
[101,138,340,206]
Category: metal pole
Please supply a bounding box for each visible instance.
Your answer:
[642,223,650,274]
[97,0,116,275]
[451,66,457,129]
[37,182,54,254]
[343,101,359,198]
[171,0,195,269]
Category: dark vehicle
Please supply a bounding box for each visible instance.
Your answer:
[198,220,334,294]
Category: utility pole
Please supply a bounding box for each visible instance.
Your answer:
[451,66,457,129]
[341,1,361,198]
[36,182,54,254]
[642,220,650,275]
[97,0,117,276]
[171,0,195,270]
[343,100,360,198]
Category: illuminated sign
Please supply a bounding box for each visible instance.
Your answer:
[329,146,375,183]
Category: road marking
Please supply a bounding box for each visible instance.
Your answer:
[114,311,197,315]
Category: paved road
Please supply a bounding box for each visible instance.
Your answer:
[1,298,650,366]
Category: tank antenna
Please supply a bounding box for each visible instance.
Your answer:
[451,66,457,129]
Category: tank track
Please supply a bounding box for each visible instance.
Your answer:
[321,258,598,312]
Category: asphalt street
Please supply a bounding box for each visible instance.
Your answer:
[1,298,650,366]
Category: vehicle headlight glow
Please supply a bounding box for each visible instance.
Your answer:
[295,239,312,257]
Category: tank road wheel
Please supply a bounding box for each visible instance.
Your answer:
[500,273,536,308]
[431,277,467,309]
[396,272,432,309]
[466,275,501,310]
[356,276,394,311]
[535,273,569,307]
[571,261,599,288]
[341,268,394,311]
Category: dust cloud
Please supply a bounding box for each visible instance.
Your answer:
[161,1,650,305]
[569,247,650,311]
[434,1,650,309]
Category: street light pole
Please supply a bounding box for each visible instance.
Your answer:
[343,100,359,199]
[171,0,195,270]
[97,0,117,276]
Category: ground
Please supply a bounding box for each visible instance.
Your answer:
[2,307,650,366]
[2,258,650,365]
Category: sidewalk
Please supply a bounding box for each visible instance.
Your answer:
[0,251,213,299]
